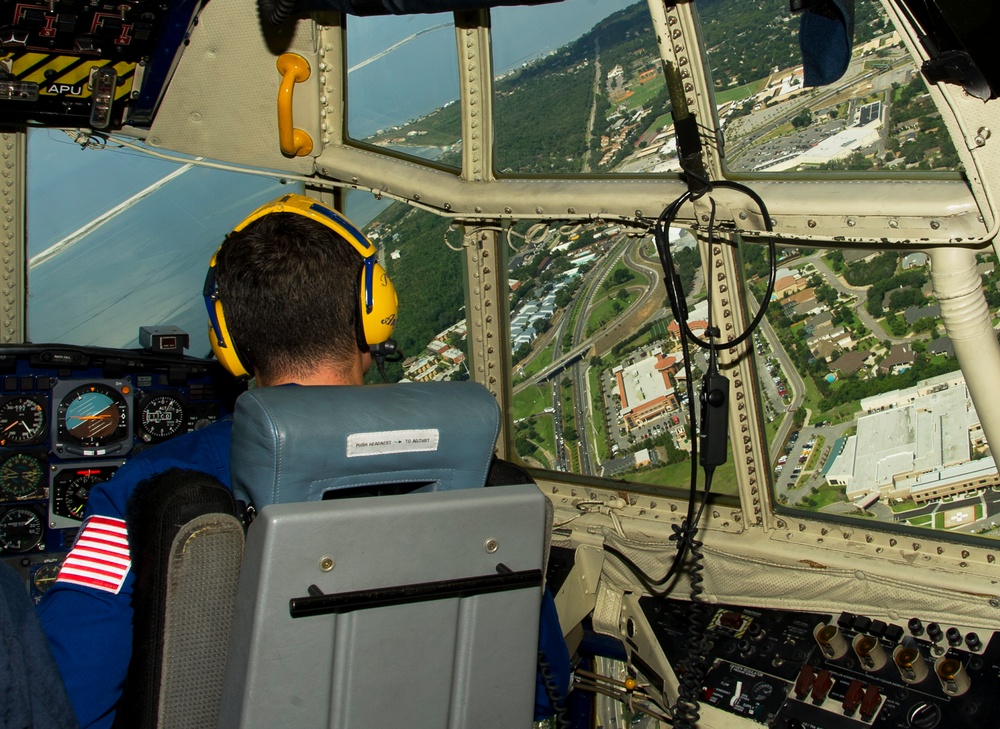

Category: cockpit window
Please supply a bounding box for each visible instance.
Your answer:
[749,242,1000,543]
[26,129,297,353]
[507,220,737,499]
[701,0,962,175]
[347,13,462,168]
[490,0,670,175]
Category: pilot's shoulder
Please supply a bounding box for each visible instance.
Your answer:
[87,419,234,516]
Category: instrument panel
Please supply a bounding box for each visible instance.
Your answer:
[0,343,241,598]
[632,596,1000,729]
[0,0,204,128]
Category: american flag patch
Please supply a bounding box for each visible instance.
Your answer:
[56,516,131,594]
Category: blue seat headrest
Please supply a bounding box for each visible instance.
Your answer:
[230,381,501,507]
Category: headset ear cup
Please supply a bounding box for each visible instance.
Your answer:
[208,299,250,378]
[359,261,398,347]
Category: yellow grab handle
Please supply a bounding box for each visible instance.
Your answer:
[276,53,313,157]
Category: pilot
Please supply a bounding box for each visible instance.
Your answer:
[36,193,398,729]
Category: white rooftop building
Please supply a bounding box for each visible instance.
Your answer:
[826,374,997,503]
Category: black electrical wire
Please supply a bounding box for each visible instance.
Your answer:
[370,339,403,383]
[607,180,775,592]
[654,180,777,353]
[671,525,711,729]
[616,179,777,727]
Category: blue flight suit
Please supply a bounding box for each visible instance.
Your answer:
[36,420,232,729]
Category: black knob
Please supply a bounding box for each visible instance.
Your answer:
[946,627,962,646]
[927,622,942,642]
[884,624,904,643]
[907,702,942,729]
[908,618,924,636]
[965,632,982,651]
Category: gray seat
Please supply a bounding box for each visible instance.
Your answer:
[217,382,547,729]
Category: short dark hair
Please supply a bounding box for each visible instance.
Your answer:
[214,212,363,383]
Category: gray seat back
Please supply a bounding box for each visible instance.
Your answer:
[218,486,547,728]
[218,381,546,729]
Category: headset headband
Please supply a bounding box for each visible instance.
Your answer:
[205,194,398,378]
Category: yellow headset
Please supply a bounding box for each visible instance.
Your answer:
[204,193,398,378]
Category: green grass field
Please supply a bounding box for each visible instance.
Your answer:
[621,450,738,497]
[798,483,846,510]
[513,384,549,422]
[586,290,640,337]
[622,77,665,111]
[518,341,555,382]
[535,414,556,466]
[714,79,768,105]
[589,367,611,462]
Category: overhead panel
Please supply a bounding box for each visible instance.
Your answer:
[0,0,203,129]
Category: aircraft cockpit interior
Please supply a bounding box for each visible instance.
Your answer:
[4,0,1000,726]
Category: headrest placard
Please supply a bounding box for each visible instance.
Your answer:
[347,429,441,458]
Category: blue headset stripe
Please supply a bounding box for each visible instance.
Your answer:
[363,258,375,314]
[203,267,228,346]
[308,203,373,252]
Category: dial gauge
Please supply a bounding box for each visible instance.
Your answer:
[52,465,119,522]
[0,506,44,553]
[31,562,61,597]
[138,394,186,442]
[0,396,47,446]
[55,382,131,453]
[0,452,46,499]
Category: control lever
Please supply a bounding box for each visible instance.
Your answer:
[699,372,729,469]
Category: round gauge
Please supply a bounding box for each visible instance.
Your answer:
[58,384,129,447]
[52,467,117,521]
[138,394,186,442]
[0,507,44,553]
[31,562,61,596]
[0,452,46,499]
[0,396,47,446]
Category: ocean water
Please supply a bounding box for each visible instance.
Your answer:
[346,0,638,137]
[29,160,292,352]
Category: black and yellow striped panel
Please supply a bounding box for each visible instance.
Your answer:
[2,53,134,100]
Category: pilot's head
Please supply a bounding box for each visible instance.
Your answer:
[203,194,398,386]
